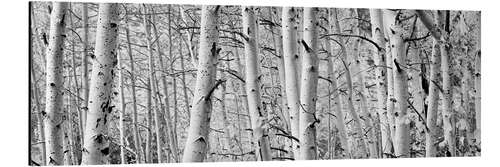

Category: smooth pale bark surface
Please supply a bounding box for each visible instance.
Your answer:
[242,6,273,161]
[281,6,300,160]
[383,10,410,158]
[81,3,90,133]
[298,7,319,160]
[44,2,68,165]
[474,50,481,144]
[331,8,368,158]
[118,48,126,164]
[369,9,392,157]
[426,39,441,157]
[437,11,456,156]
[182,5,219,162]
[81,3,119,165]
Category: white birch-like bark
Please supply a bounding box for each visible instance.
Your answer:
[438,11,456,156]
[44,2,67,165]
[383,9,410,158]
[81,3,119,165]
[426,38,441,157]
[182,5,219,162]
[118,45,126,164]
[369,9,393,157]
[242,6,273,161]
[282,7,301,159]
[298,7,319,160]
[81,3,89,133]
[474,50,481,145]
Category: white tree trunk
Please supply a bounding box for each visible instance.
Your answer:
[426,39,441,157]
[81,3,90,134]
[281,6,301,160]
[474,50,481,145]
[182,5,220,162]
[242,6,273,161]
[383,9,410,158]
[369,9,393,157]
[298,7,319,160]
[437,11,456,156]
[81,3,119,165]
[44,2,67,165]
[118,45,126,164]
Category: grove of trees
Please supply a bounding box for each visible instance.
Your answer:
[29,1,481,165]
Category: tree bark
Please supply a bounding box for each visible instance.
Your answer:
[369,9,392,157]
[81,3,119,165]
[118,43,126,164]
[182,5,220,162]
[242,6,273,161]
[383,9,410,158]
[426,37,441,157]
[281,7,301,159]
[81,3,90,135]
[298,7,320,160]
[44,2,68,165]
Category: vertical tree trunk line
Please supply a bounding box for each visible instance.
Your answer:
[242,6,273,161]
[81,3,119,165]
[44,2,68,165]
[182,5,220,162]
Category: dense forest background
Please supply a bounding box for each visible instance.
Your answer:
[29,1,481,165]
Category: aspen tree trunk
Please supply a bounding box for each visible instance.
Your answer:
[44,2,67,165]
[145,81,153,163]
[369,9,392,157]
[221,60,232,152]
[438,11,456,156]
[282,7,300,159]
[124,16,143,164]
[63,68,75,165]
[383,10,410,158]
[326,9,350,158]
[179,6,198,69]
[81,3,118,165]
[474,50,481,145]
[118,46,126,164]
[331,8,368,158]
[426,39,441,157]
[242,6,273,161]
[415,10,441,157]
[81,3,89,133]
[298,7,319,160]
[182,5,220,162]
[142,6,164,163]
[269,7,291,133]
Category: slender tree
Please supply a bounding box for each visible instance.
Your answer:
[242,6,273,161]
[43,2,68,165]
[383,9,410,158]
[81,3,119,165]
[281,7,301,159]
[182,5,220,162]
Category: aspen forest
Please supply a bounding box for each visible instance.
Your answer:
[28,1,481,165]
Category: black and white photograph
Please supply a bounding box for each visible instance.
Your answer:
[19,0,493,166]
